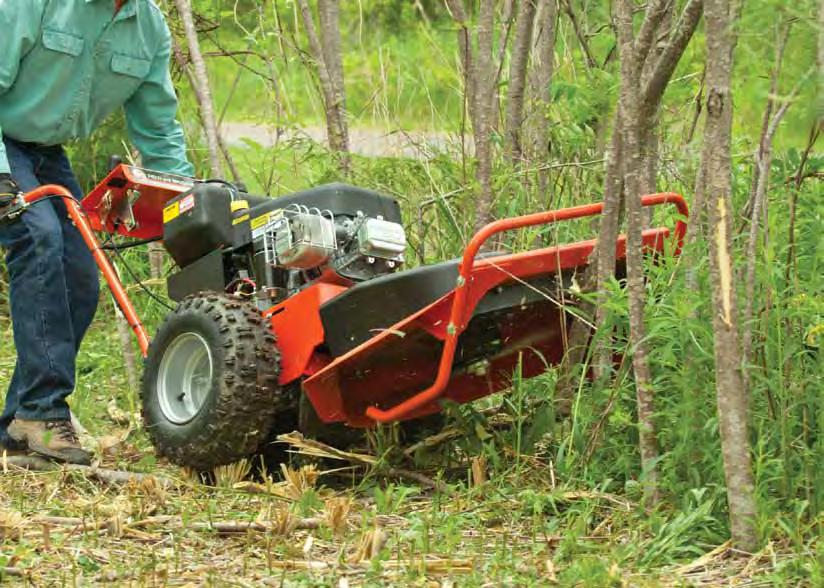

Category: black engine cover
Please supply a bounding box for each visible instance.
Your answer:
[246,183,402,224]
[163,183,233,268]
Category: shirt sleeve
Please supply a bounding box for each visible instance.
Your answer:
[0,1,47,174]
[123,35,195,177]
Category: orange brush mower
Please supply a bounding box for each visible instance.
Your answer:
[9,165,687,470]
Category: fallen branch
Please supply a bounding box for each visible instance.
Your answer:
[403,411,515,457]
[35,513,321,537]
[403,427,462,457]
[554,490,634,511]
[265,557,473,573]
[674,540,732,574]
[190,519,321,535]
[277,432,445,492]
[1,455,174,488]
[34,516,109,531]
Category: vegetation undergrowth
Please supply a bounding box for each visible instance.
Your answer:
[0,0,820,585]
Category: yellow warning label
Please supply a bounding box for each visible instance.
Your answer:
[232,214,250,226]
[163,202,180,224]
[250,212,272,231]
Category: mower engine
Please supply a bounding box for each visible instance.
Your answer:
[161,182,408,303]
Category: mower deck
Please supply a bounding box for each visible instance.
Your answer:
[303,228,672,426]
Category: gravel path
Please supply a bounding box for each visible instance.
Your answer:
[221,122,461,159]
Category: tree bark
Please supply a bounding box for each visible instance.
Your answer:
[317,0,350,168]
[561,0,597,69]
[114,307,139,393]
[472,0,497,234]
[297,0,350,173]
[505,0,538,163]
[492,0,518,125]
[591,122,623,379]
[173,0,224,177]
[446,0,477,133]
[526,0,558,198]
[702,0,758,552]
[445,1,503,233]
[641,0,705,120]
[590,0,703,379]
[740,25,796,391]
[616,0,660,506]
[148,242,164,279]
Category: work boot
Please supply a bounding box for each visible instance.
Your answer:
[7,419,91,465]
[0,435,29,457]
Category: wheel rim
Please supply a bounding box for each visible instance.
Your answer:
[157,332,214,424]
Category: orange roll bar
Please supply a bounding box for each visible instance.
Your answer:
[23,185,151,357]
[365,193,688,423]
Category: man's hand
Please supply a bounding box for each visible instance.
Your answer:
[0,174,21,214]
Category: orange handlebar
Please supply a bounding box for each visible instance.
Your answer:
[23,185,150,356]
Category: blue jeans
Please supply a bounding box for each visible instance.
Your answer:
[0,138,99,445]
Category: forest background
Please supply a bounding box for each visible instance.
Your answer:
[0,0,821,585]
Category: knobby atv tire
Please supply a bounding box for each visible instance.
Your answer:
[142,293,295,471]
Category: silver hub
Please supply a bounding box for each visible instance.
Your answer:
[157,332,214,424]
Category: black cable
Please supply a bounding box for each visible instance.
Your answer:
[0,193,68,223]
[199,179,241,200]
[100,236,161,251]
[109,242,174,311]
[102,228,175,312]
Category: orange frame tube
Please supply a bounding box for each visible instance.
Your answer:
[22,185,151,356]
[365,192,688,423]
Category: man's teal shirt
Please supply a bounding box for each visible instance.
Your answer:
[0,0,194,176]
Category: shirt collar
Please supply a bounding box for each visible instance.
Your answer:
[85,0,138,22]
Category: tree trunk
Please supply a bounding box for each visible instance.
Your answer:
[148,242,164,280]
[741,25,790,222]
[492,0,518,125]
[526,0,558,199]
[591,122,623,379]
[173,0,223,177]
[446,0,477,133]
[169,36,239,182]
[741,97,794,392]
[317,0,350,169]
[445,1,504,234]
[561,0,597,69]
[616,0,660,506]
[472,0,497,234]
[702,0,758,552]
[297,0,350,173]
[111,269,138,393]
[684,154,707,297]
[589,0,703,380]
[505,0,538,163]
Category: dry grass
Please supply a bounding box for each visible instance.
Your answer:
[0,426,815,586]
[0,318,817,586]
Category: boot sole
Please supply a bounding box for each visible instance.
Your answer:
[0,447,32,457]
[27,443,92,466]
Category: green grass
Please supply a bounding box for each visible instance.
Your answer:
[1,1,821,584]
[203,19,463,130]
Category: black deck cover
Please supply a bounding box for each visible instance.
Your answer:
[245,183,402,223]
[319,256,572,357]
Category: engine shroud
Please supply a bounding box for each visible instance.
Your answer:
[164,182,407,303]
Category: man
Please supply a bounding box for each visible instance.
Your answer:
[0,0,194,464]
